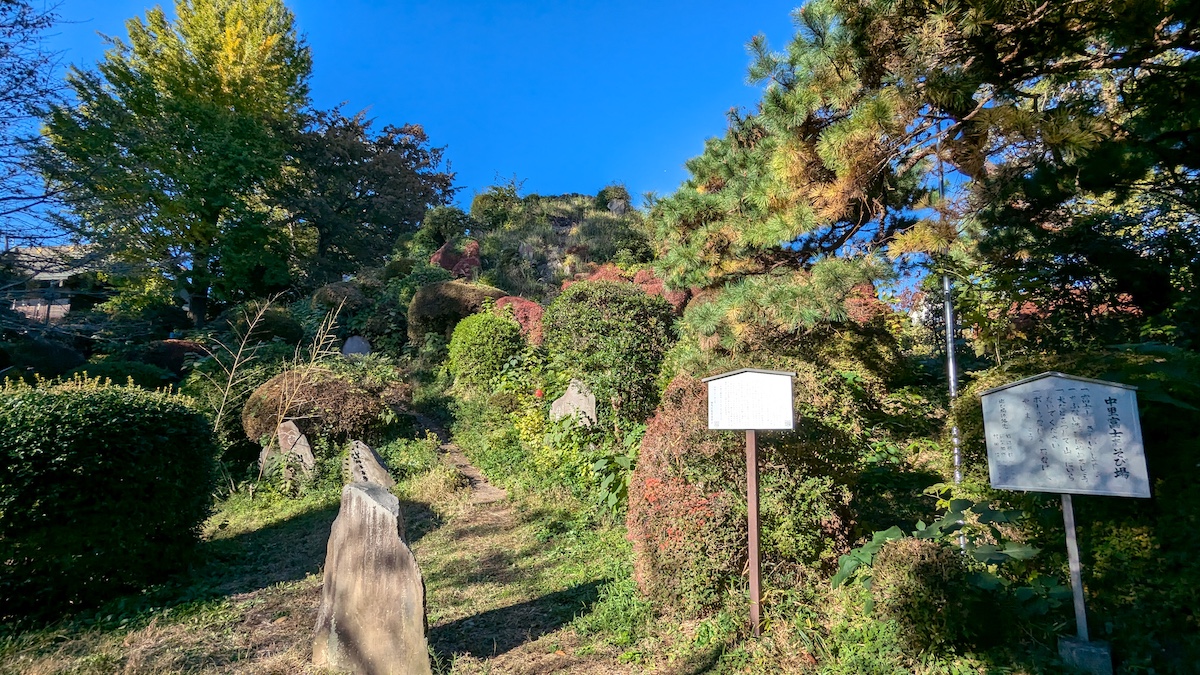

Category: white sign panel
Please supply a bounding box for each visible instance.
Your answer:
[704,369,795,431]
[981,372,1150,498]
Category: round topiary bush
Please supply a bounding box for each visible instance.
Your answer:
[542,280,676,423]
[0,378,217,618]
[66,360,176,389]
[407,280,506,345]
[448,312,524,392]
[241,365,411,445]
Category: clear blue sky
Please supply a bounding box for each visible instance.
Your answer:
[45,0,801,207]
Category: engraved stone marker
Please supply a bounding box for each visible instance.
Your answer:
[258,420,315,476]
[313,483,432,675]
[549,379,597,426]
[344,440,396,488]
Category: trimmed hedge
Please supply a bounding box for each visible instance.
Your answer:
[448,312,524,392]
[407,280,506,345]
[0,378,218,618]
[542,280,675,423]
[66,360,176,389]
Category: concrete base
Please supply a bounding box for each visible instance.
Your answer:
[1058,637,1113,675]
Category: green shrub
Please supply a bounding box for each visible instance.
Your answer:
[407,280,506,345]
[542,280,675,423]
[0,378,217,618]
[869,537,981,653]
[447,312,523,392]
[231,305,305,345]
[66,360,175,389]
[387,260,453,309]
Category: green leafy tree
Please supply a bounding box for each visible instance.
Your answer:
[38,0,311,326]
[275,109,457,287]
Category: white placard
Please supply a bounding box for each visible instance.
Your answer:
[981,372,1150,498]
[705,369,795,430]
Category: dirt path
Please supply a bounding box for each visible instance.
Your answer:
[412,413,508,505]
[407,414,636,674]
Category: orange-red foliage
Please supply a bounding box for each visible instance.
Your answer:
[561,264,690,314]
[626,374,746,614]
[495,296,544,346]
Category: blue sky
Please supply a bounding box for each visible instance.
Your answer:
[46,0,802,208]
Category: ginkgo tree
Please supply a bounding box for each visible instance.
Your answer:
[38,0,311,326]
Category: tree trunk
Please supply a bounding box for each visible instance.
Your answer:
[189,252,211,328]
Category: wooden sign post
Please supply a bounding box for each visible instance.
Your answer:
[704,368,796,637]
[981,372,1149,675]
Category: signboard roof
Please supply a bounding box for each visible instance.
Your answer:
[702,368,797,382]
[980,371,1137,397]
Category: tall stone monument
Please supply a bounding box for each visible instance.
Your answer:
[313,483,432,675]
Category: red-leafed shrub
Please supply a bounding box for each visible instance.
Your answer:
[452,240,481,278]
[845,282,889,325]
[429,241,460,272]
[495,296,544,345]
[563,264,690,314]
[627,375,746,615]
[627,372,856,617]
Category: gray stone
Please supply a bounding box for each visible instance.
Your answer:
[258,420,315,477]
[1058,637,1113,675]
[313,483,431,675]
[341,335,371,357]
[344,440,396,488]
[550,379,597,426]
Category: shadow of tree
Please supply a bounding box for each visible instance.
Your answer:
[429,581,602,660]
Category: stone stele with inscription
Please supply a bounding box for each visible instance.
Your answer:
[980,372,1149,498]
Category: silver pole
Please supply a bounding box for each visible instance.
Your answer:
[943,274,961,484]
[1062,494,1089,641]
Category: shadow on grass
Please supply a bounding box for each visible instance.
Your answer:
[200,496,442,597]
[430,580,602,660]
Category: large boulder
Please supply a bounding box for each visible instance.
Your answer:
[406,280,505,345]
[313,483,431,675]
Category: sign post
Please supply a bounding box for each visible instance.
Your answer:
[981,372,1149,675]
[704,368,796,637]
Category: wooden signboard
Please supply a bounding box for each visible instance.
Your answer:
[703,368,796,637]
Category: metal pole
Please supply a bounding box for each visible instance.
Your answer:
[943,274,961,484]
[746,429,761,637]
[1062,494,1089,641]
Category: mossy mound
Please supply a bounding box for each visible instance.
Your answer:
[241,366,411,444]
[406,280,505,345]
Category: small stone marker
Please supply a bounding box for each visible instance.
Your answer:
[277,421,315,472]
[341,335,371,357]
[258,421,315,476]
[549,379,597,426]
[344,440,396,488]
[313,483,432,675]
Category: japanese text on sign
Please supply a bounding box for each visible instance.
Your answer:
[980,373,1150,498]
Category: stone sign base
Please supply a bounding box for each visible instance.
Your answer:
[1058,637,1113,675]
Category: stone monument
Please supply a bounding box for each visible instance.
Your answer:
[344,440,396,489]
[549,379,597,426]
[312,483,431,675]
